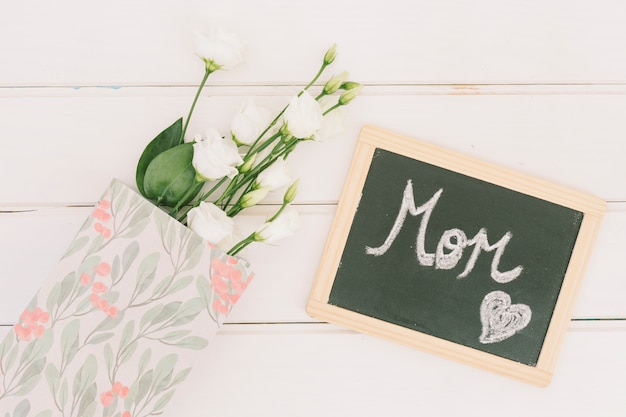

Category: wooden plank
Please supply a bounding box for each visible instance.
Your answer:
[0,205,624,324]
[2,320,620,416]
[2,1,626,85]
[2,93,626,204]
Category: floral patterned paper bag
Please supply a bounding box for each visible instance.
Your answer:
[0,179,253,417]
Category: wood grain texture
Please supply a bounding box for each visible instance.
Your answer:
[1,1,625,414]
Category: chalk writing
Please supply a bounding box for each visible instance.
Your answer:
[479,291,532,344]
[365,180,523,283]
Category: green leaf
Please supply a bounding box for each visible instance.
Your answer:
[134,369,154,404]
[152,390,176,413]
[135,252,161,296]
[140,304,165,330]
[20,329,53,367]
[60,320,80,368]
[170,367,192,387]
[77,256,102,282]
[138,348,152,376]
[72,354,97,399]
[101,290,120,306]
[86,332,114,345]
[119,321,135,351]
[152,353,177,392]
[112,183,129,215]
[14,373,42,396]
[143,143,203,207]
[160,329,192,342]
[59,379,68,408]
[119,340,139,366]
[172,336,209,350]
[151,274,175,299]
[165,221,177,254]
[164,275,193,297]
[46,282,61,315]
[57,272,77,309]
[34,411,53,417]
[0,329,14,358]
[44,363,60,396]
[13,399,30,417]
[196,276,212,309]
[77,382,97,417]
[170,298,203,327]
[111,255,121,283]
[122,217,150,240]
[122,241,140,273]
[4,346,18,373]
[103,343,114,377]
[182,235,205,271]
[15,357,46,396]
[151,302,182,327]
[136,118,184,197]
[84,234,104,257]
[93,311,124,333]
[62,235,89,259]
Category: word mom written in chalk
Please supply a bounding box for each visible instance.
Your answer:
[365,180,524,283]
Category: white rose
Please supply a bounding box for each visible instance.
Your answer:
[187,202,235,248]
[230,99,271,145]
[255,158,291,191]
[283,91,323,139]
[254,206,301,244]
[194,26,244,71]
[192,129,243,181]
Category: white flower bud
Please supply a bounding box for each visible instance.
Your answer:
[240,187,270,208]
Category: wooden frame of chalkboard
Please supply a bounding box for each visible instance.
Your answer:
[307,125,605,386]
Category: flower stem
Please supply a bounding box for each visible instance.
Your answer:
[218,138,299,215]
[323,102,342,116]
[181,68,212,143]
[227,233,256,256]
[176,177,228,223]
[168,180,203,217]
[268,201,288,223]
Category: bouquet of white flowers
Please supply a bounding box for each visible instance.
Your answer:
[135,26,361,254]
[0,25,360,417]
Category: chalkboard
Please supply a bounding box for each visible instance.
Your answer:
[307,125,605,386]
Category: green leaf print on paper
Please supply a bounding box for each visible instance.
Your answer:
[170,298,203,327]
[14,357,46,396]
[182,235,204,272]
[169,336,208,350]
[134,252,161,298]
[0,180,254,416]
[56,355,98,417]
[61,236,89,260]
[60,320,80,373]
[122,241,140,275]
[124,354,187,417]
[44,363,60,401]
[1,330,53,400]
[8,399,30,417]
[71,354,97,400]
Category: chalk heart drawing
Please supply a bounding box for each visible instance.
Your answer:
[479,290,532,344]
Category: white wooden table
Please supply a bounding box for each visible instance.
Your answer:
[1,1,625,415]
